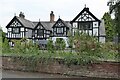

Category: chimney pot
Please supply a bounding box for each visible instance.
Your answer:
[50,11,55,22]
[19,12,25,18]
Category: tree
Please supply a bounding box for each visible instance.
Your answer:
[0,27,6,43]
[2,31,6,43]
[102,12,116,41]
[108,0,120,52]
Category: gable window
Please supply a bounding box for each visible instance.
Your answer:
[79,22,92,30]
[56,28,63,33]
[37,29,44,36]
[12,28,20,34]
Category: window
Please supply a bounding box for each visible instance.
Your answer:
[93,22,98,27]
[37,29,44,36]
[57,28,63,33]
[79,22,92,30]
[73,23,77,28]
[21,28,24,31]
[93,28,98,36]
[8,28,12,31]
[12,28,20,34]
[54,28,56,32]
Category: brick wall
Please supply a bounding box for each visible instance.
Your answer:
[2,56,120,78]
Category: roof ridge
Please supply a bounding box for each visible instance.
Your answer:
[16,16,35,28]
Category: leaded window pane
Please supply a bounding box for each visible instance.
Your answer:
[79,23,92,30]
[37,29,43,36]
[57,28,63,33]
[12,28,20,34]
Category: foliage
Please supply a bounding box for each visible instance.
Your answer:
[2,38,10,53]
[55,38,66,50]
[73,31,99,53]
[47,39,55,53]
[99,42,118,61]
[2,31,6,43]
[2,31,119,66]
[68,31,73,48]
[108,0,120,52]
[102,12,116,41]
[108,0,120,34]
[0,37,1,52]
[7,38,39,55]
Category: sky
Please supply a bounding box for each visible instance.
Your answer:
[0,0,109,32]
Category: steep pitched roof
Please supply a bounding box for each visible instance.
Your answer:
[64,21,72,29]
[33,21,55,31]
[6,16,71,30]
[52,18,72,29]
[16,16,35,29]
[6,16,35,29]
[33,20,72,31]
[71,7,100,23]
[60,19,71,29]
[41,21,55,31]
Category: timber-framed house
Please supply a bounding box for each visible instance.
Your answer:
[33,21,52,40]
[6,7,106,47]
[70,7,105,42]
[6,12,34,40]
[52,18,70,37]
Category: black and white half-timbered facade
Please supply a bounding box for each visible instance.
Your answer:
[52,18,70,37]
[70,7,106,42]
[6,12,34,40]
[6,7,106,47]
[52,18,71,47]
[33,21,52,40]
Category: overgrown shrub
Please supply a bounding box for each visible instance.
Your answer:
[47,39,55,53]
[55,38,66,50]
[2,38,10,53]
[73,31,100,54]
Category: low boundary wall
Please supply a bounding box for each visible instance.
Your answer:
[1,56,120,78]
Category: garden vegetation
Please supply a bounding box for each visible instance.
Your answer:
[2,30,119,66]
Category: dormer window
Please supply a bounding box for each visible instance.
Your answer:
[56,28,63,33]
[12,28,20,34]
[37,29,44,36]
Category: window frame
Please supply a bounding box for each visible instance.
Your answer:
[37,29,44,36]
[56,27,64,34]
[78,22,92,30]
[12,27,20,34]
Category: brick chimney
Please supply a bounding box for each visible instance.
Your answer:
[19,12,25,18]
[50,11,55,22]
